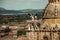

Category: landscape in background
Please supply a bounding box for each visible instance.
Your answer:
[0,7,44,24]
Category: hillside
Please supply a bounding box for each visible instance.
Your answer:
[0,8,44,15]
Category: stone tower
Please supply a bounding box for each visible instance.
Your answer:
[43,0,60,27]
[42,0,60,40]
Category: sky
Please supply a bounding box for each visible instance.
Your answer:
[0,0,48,10]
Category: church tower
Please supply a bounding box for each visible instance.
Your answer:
[41,0,60,40]
[43,0,60,25]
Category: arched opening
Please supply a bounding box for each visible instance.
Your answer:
[43,35,49,40]
[58,31,60,40]
[17,30,26,37]
[37,23,40,28]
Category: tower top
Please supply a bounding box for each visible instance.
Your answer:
[43,0,60,19]
[49,0,60,3]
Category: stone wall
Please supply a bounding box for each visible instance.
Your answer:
[26,31,60,40]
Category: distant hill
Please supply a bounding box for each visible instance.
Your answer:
[0,7,6,10]
[0,8,45,23]
[0,7,44,15]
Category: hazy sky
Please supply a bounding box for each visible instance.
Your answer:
[0,0,48,10]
